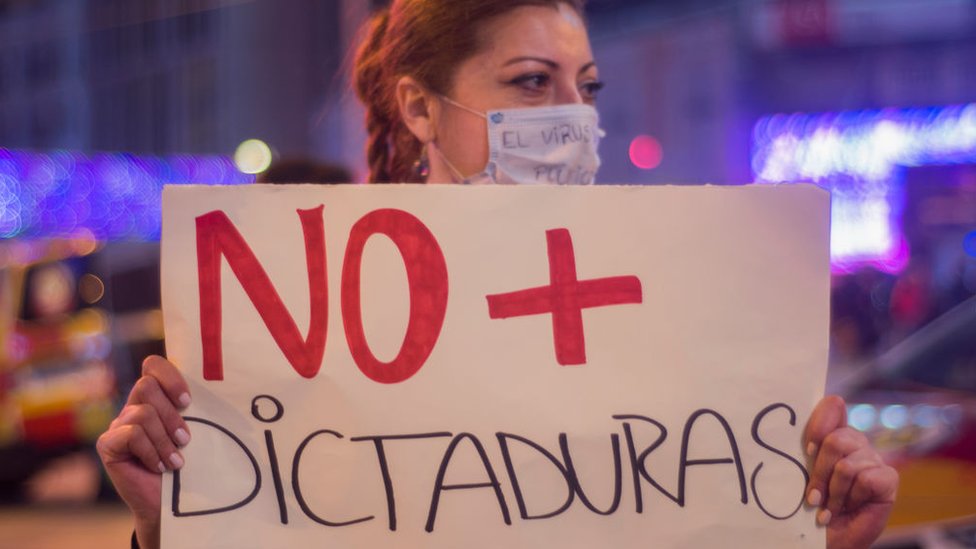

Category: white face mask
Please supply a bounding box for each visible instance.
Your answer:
[434,96,605,185]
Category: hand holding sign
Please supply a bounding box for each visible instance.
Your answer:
[804,396,899,549]
[96,356,192,549]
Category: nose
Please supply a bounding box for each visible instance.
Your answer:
[554,78,585,105]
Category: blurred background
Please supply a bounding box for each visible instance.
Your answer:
[0,0,974,547]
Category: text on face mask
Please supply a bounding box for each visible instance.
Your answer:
[501,123,598,150]
[533,163,597,184]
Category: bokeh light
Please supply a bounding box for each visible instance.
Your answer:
[628,135,663,170]
[752,103,976,273]
[880,404,909,430]
[0,148,254,241]
[79,274,106,305]
[941,404,963,426]
[911,404,939,429]
[848,403,877,432]
[234,139,274,175]
[964,230,976,258]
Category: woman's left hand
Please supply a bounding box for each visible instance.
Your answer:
[805,395,899,549]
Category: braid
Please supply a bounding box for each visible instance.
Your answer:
[354,9,398,183]
[390,119,422,182]
[364,103,394,183]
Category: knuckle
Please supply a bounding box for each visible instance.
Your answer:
[127,422,148,441]
[132,375,160,398]
[134,437,157,459]
[875,464,899,484]
[845,427,868,447]
[834,458,856,482]
[821,431,845,455]
[127,403,154,424]
[136,445,158,466]
[822,427,862,455]
[860,449,884,468]
[113,405,137,425]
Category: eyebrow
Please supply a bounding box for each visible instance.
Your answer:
[503,56,598,75]
[504,56,558,68]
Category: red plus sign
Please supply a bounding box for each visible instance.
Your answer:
[486,228,643,365]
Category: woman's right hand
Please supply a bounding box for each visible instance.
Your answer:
[96,355,191,549]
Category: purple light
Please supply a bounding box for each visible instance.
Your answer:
[0,148,255,241]
[965,230,976,258]
[752,103,976,273]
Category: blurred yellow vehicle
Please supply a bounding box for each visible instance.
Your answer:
[0,238,116,493]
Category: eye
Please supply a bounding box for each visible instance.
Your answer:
[509,72,551,93]
[579,80,605,101]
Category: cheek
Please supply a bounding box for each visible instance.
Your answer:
[439,114,489,174]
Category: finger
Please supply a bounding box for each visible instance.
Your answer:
[128,375,191,448]
[803,395,847,457]
[825,447,885,515]
[845,463,899,511]
[116,404,185,470]
[141,355,191,409]
[807,426,867,507]
[97,423,166,474]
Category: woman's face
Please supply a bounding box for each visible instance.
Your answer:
[429,3,599,182]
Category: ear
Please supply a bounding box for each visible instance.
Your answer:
[395,75,438,144]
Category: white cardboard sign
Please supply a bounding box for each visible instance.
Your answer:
[160,184,830,549]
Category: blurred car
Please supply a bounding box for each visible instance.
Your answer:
[0,238,116,496]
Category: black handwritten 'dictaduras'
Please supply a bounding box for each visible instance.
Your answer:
[170,399,809,531]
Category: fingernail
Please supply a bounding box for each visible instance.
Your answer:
[817,508,832,526]
[157,461,166,474]
[169,452,184,469]
[807,488,822,507]
[806,442,817,457]
[178,393,192,409]
[174,428,191,447]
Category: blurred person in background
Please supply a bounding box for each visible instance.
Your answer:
[256,157,353,185]
[97,2,898,548]
[889,252,936,340]
[831,268,891,362]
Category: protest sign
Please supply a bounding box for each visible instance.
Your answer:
[160,184,830,548]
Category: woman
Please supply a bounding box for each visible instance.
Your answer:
[97,1,898,548]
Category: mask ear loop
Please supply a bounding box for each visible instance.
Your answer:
[426,94,487,183]
[428,141,466,183]
[438,94,487,120]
